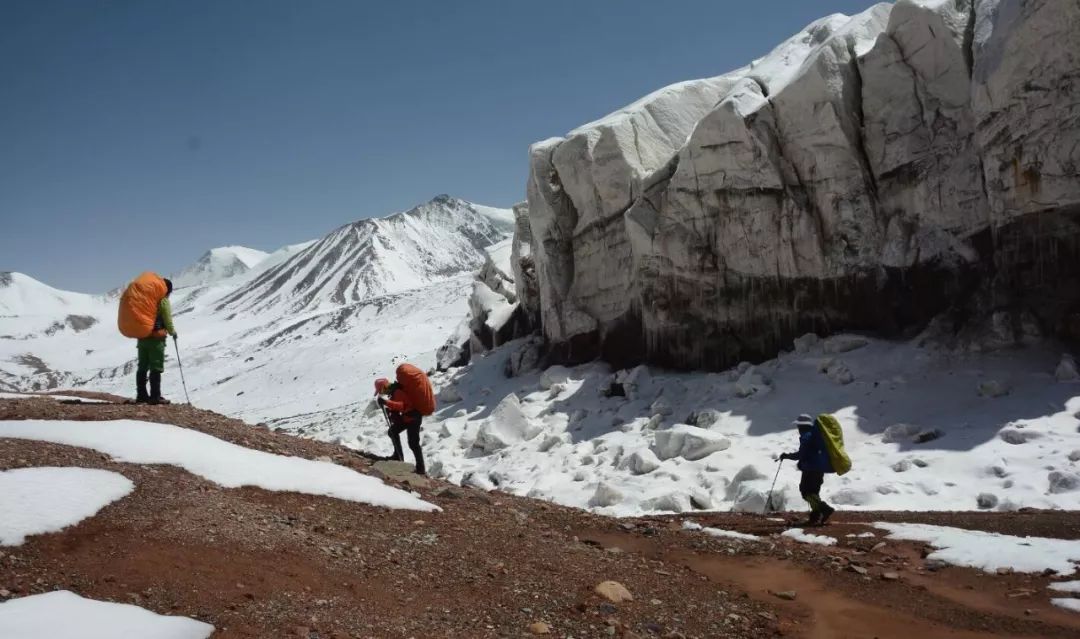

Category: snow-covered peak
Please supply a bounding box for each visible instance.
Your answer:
[0,272,98,317]
[215,196,513,315]
[171,246,269,289]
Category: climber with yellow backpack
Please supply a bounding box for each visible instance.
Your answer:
[374,363,436,475]
[117,272,177,404]
[778,413,851,526]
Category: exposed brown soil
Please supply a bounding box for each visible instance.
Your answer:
[2,396,1080,638]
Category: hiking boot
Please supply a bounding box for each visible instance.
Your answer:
[136,370,150,404]
[819,503,836,525]
[805,510,823,527]
[414,464,426,476]
[148,371,170,405]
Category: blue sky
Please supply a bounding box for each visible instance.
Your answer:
[1,0,878,292]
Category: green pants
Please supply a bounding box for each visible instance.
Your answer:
[136,338,167,374]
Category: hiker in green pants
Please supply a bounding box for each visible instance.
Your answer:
[135,279,177,404]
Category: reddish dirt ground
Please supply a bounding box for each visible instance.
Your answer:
[2,395,1080,638]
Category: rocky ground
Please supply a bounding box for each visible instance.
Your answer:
[2,394,1080,638]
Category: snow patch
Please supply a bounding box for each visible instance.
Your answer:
[1048,581,1080,593]
[1051,599,1080,614]
[0,590,214,638]
[875,522,1080,575]
[0,467,134,546]
[0,420,436,512]
[683,520,761,541]
[781,528,837,546]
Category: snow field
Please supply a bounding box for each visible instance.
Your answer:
[0,467,134,546]
[327,335,1080,517]
[0,590,213,639]
[0,420,437,512]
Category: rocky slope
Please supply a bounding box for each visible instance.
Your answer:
[3,395,1080,638]
[522,0,1080,370]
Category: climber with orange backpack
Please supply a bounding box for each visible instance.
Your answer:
[374,363,436,475]
[117,272,177,404]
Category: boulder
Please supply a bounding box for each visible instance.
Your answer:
[614,365,655,401]
[641,492,692,513]
[976,493,999,509]
[822,359,856,385]
[999,428,1042,445]
[688,409,723,429]
[793,333,821,353]
[651,425,731,461]
[588,483,625,508]
[540,365,572,390]
[1057,355,1079,382]
[437,384,462,404]
[1048,471,1080,494]
[978,380,1011,398]
[731,480,787,513]
[882,423,943,444]
[504,338,542,377]
[726,464,768,499]
[734,368,771,398]
[594,581,633,603]
[618,449,662,475]
[823,335,870,354]
[472,394,542,453]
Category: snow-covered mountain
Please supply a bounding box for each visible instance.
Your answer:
[0,196,513,420]
[0,271,106,319]
[171,246,269,289]
[214,195,513,315]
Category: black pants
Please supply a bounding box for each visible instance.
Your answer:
[387,414,424,471]
[799,471,824,498]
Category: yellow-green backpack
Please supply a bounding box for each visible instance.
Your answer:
[817,413,852,475]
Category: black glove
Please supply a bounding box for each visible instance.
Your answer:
[778,453,792,461]
[376,396,386,407]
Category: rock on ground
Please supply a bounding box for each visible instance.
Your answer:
[594,581,633,603]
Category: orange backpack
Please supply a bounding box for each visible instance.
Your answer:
[118,272,168,338]
[396,363,436,416]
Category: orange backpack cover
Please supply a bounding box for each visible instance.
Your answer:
[396,363,435,416]
[118,272,168,339]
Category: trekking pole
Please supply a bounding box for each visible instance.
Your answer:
[173,337,191,405]
[762,458,783,516]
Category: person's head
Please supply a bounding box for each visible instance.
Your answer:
[164,278,173,296]
[374,377,390,396]
[793,414,814,434]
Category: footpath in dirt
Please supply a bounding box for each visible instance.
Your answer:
[1,394,1079,638]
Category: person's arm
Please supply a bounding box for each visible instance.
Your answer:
[159,298,176,337]
[780,433,809,460]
